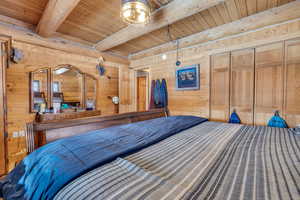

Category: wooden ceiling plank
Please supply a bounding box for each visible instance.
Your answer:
[193,13,211,29]
[95,0,225,51]
[235,0,248,18]
[225,0,240,20]
[130,1,300,60]
[215,3,232,23]
[201,10,218,28]
[0,18,129,65]
[150,0,163,8]
[36,0,81,37]
[208,6,225,26]
[172,20,196,37]
[0,0,47,25]
[0,14,94,46]
[183,16,205,33]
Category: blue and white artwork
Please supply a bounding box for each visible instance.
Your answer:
[175,64,200,90]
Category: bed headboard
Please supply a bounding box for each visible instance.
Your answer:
[26,109,168,153]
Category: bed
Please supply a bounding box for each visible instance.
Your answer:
[0,110,299,200]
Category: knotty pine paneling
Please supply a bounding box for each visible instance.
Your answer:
[285,38,300,127]
[5,41,119,171]
[149,58,210,117]
[255,42,284,126]
[0,42,7,175]
[210,52,230,122]
[129,18,300,127]
[230,49,255,125]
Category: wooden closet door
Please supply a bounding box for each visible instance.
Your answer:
[210,52,230,121]
[230,49,255,125]
[255,42,284,125]
[0,42,7,175]
[285,39,300,127]
[137,76,147,111]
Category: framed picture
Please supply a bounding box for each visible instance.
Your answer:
[175,64,200,90]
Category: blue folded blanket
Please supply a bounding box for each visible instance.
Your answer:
[0,115,207,200]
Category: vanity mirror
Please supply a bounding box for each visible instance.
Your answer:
[85,74,97,111]
[30,65,98,113]
[29,68,50,113]
[52,66,84,112]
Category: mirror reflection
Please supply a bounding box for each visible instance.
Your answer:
[52,66,84,113]
[85,75,97,111]
[31,69,49,112]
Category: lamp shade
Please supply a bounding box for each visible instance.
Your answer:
[121,0,151,24]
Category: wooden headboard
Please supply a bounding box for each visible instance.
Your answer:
[26,109,168,153]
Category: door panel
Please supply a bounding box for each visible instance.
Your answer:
[137,76,147,111]
[230,49,255,125]
[210,52,230,121]
[255,42,284,125]
[285,39,300,127]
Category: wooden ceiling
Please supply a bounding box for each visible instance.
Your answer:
[110,0,295,56]
[0,0,296,58]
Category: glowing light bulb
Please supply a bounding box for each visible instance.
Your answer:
[138,13,146,22]
[123,10,131,18]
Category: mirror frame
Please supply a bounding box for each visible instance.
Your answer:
[29,65,98,113]
[29,68,51,113]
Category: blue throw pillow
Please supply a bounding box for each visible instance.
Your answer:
[267,111,288,128]
[229,110,241,124]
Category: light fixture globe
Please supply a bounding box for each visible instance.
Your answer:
[121,0,151,25]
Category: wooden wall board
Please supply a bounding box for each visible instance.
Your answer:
[230,48,255,125]
[5,41,119,172]
[0,42,7,175]
[210,52,231,122]
[128,18,300,125]
[119,66,132,114]
[284,38,300,127]
[254,42,284,125]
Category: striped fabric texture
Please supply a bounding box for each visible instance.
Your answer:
[55,122,300,200]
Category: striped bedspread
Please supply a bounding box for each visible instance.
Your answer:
[55,122,300,200]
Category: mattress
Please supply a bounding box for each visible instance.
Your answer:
[55,121,300,200]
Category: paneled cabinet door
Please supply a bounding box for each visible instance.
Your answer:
[210,52,230,122]
[230,49,255,125]
[255,42,284,125]
[285,39,300,127]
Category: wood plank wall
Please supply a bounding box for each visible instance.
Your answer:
[0,42,7,175]
[129,19,300,127]
[254,43,284,125]
[230,48,255,125]
[5,41,120,171]
[285,39,300,127]
[210,52,230,122]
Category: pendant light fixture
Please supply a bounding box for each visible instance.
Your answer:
[121,0,151,25]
